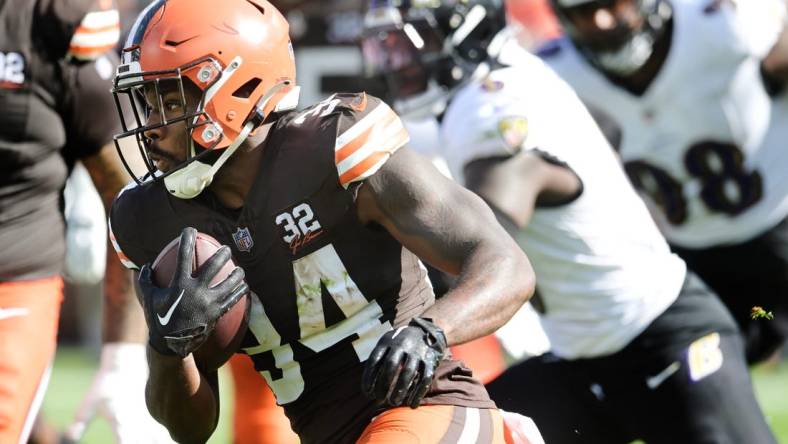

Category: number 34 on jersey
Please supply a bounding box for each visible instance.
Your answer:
[242,241,392,404]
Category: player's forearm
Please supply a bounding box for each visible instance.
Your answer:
[421,240,534,346]
[82,148,148,344]
[146,348,219,443]
[102,253,146,343]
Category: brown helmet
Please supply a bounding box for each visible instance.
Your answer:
[113,0,299,197]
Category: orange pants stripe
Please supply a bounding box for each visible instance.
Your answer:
[357,405,513,444]
[0,276,63,444]
[229,354,298,444]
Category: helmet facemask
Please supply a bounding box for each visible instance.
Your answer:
[112,56,246,198]
[361,6,455,118]
[361,1,506,119]
[553,0,672,76]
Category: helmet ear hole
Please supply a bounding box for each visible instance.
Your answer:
[232,77,263,99]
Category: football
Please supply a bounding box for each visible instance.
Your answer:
[151,232,250,371]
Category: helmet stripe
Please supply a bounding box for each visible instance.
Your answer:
[123,0,166,58]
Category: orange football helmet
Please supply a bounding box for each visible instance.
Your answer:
[112,0,298,198]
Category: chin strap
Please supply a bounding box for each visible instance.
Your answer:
[164,81,297,199]
[164,121,254,199]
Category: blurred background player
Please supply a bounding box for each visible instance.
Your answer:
[0,0,172,443]
[361,0,777,442]
[542,0,788,364]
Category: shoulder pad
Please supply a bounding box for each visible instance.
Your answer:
[282,92,409,188]
[334,94,409,188]
[288,92,369,127]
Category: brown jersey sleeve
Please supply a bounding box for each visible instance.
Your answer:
[61,52,124,162]
[108,183,145,270]
[332,93,410,189]
[108,181,181,271]
[34,0,118,61]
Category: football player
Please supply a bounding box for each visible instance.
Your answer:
[107,1,538,443]
[361,0,777,442]
[231,4,508,441]
[0,1,171,443]
[543,0,788,364]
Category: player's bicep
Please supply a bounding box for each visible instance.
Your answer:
[464,155,543,230]
[465,151,582,229]
[357,147,508,275]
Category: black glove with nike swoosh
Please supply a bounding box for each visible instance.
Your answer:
[361,317,448,408]
[137,227,249,358]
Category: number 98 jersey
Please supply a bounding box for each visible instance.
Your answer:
[543,0,788,248]
[109,93,494,443]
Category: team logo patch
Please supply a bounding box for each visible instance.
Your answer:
[687,332,723,382]
[481,78,504,92]
[498,116,529,153]
[232,227,254,252]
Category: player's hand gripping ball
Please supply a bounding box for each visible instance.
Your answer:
[138,227,250,370]
[361,317,448,408]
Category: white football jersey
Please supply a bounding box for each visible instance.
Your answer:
[543,0,788,248]
[440,54,686,359]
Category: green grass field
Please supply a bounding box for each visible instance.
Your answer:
[42,347,788,443]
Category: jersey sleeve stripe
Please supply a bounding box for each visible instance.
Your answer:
[335,112,398,164]
[335,125,374,164]
[68,44,117,60]
[338,127,409,186]
[69,32,120,50]
[68,9,120,59]
[335,102,393,152]
[75,23,120,34]
[79,9,120,29]
[336,115,405,175]
[338,151,390,186]
[108,219,139,270]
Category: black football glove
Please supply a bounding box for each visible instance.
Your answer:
[361,317,448,409]
[137,227,249,358]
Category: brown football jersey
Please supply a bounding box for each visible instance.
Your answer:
[110,93,494,443]
[0,0,121,280]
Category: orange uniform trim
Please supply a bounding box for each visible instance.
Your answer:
[357,405,509,444]
[337,127,409,186]
[338,151,388,186]
[67,43,116,56]
[229,355,298,444]
[0,277,63,444]
[335,112,399,163]
[335,124,375,164]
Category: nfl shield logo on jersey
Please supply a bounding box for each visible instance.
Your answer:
[232,227,254,252]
